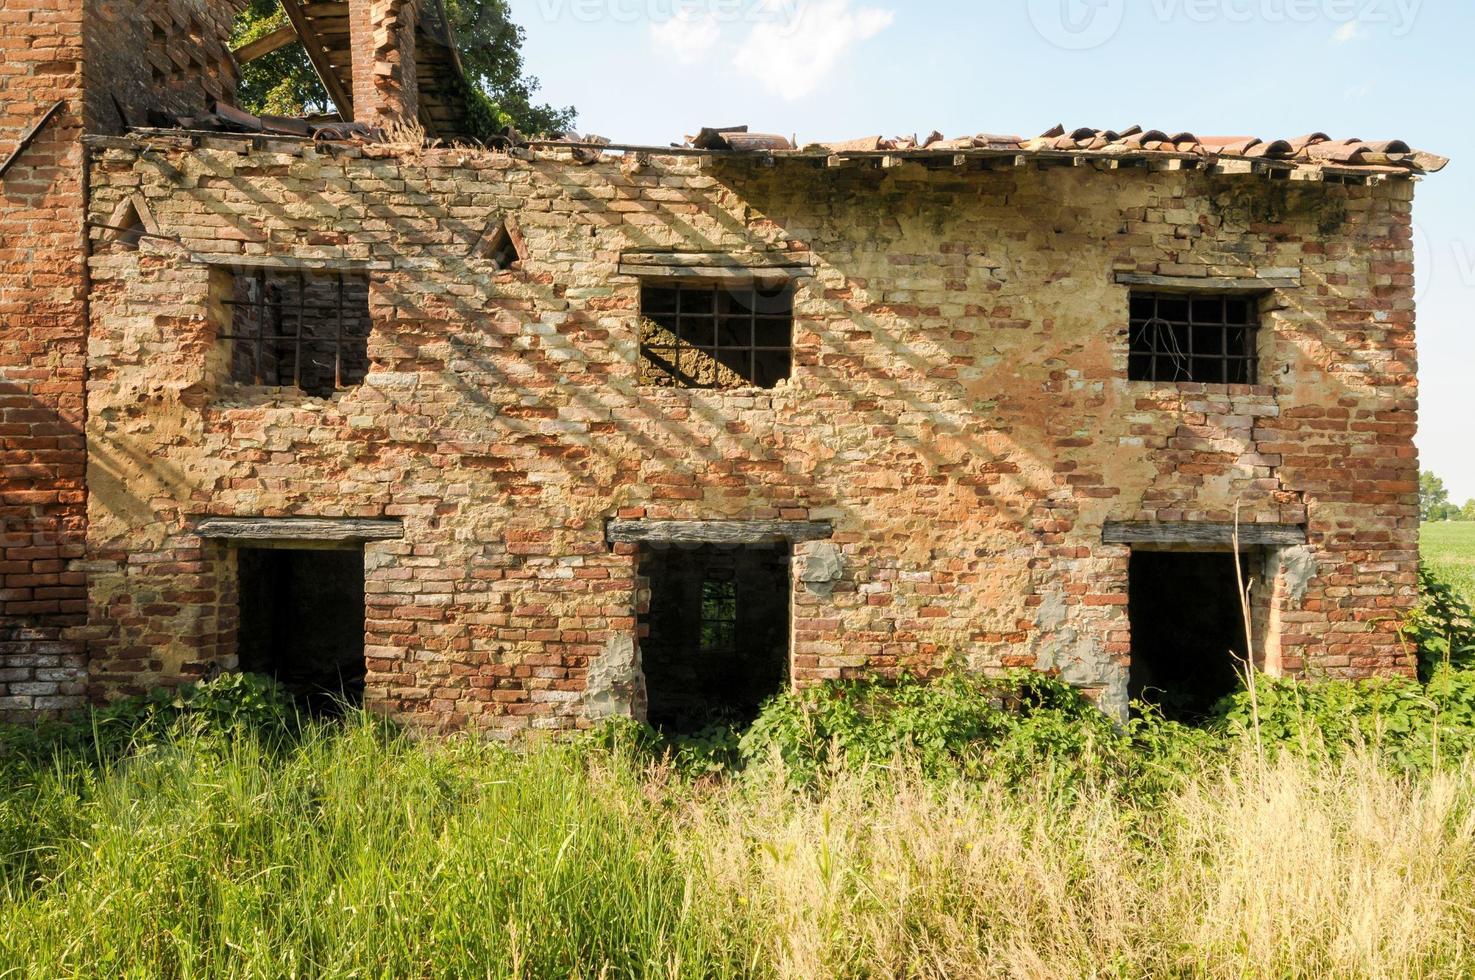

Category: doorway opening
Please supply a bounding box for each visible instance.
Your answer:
[236,547,366,714]
[640,543,791,733]
[1128,550,1251,722]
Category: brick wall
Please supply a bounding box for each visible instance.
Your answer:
[349,0,419,130]
[81,135,1422,731]
[0,0,89,720]
[83,0,243,134]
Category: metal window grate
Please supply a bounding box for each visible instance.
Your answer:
[699,578,739,655]
[1128,292,1260,385]
[639,281,793,390]
[221,269,371,397]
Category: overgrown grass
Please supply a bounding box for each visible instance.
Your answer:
[6,714,1475,977]
[0,574,1473,977]
[1425,522,1475,604]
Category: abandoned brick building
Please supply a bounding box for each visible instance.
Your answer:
[0,0,1449,729]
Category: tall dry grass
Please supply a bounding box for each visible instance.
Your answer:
[4,720,1475,978]
[686,752,1475,978]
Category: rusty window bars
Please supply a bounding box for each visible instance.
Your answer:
[221,268,370,396]
[639,280,793,390]
[1128,291,1260,385]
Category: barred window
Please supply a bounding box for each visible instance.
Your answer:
[639,281,793,389]
[222,269,371,397]
[1128,292,1259,385]
[699,579,739,655]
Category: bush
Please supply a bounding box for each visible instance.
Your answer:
[0,672,297,766]
[739,670,1110,783]
[1407,565,1475,681]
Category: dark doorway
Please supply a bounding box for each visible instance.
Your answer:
[640,544,791,733]
[237,547,367,713]
[1128,551,1249,721]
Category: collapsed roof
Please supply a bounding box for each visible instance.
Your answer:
[234,0,479,142]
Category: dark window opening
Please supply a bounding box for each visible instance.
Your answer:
[1128,292,1259,385]
[1128,551,1249,722]
[236,547,366,714]
[222,269,371,397]
[641,544,790,733]
[640,280,793,389]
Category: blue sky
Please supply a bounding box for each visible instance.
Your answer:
[511,0,1475,503]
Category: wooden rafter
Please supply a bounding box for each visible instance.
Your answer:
[278,0,353,117]
[232,25,299,64]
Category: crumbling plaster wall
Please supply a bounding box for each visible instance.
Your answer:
[82,135,1421,731]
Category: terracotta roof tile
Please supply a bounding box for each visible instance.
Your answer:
[686,123,1449,177]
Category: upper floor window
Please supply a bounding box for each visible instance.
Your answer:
[639,281,793,390]
[1128,292,1260,385]
[222,269,371,397]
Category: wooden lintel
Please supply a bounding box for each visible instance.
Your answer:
[607,520,833,546]
[196,517,404,543]
[618,252,814,281]
[618,264,810,282]
[233,25,299,64]
[1102,522,1307,547]
[621,252,811,270]
[1114,272,1301,291]
[191,254,393,273]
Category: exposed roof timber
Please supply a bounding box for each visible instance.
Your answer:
[232,25,298,64]
[278,0,354,117]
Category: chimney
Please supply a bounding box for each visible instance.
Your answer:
[348,0,419,131]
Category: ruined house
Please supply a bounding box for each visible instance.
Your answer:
[0,0,1448,730]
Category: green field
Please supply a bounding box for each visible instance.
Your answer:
[1424,522,1475,603]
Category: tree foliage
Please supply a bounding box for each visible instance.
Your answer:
[1422,470,1459,522]
[443,0,575,136]
[233,0,329,117]
[231,0,575,137]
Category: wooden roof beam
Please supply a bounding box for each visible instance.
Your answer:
[232,25,298,64]
[279,0,354,117]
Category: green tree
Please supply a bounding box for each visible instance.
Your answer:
[233,0,331,117]
[231,0,574,136]
[1462,500,1475,522]
[443,0,575,136]
[1423,471,1453,522]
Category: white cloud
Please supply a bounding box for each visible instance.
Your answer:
[650,10,722,65]
[733,0,895,101]
[1332,20,1368,43]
